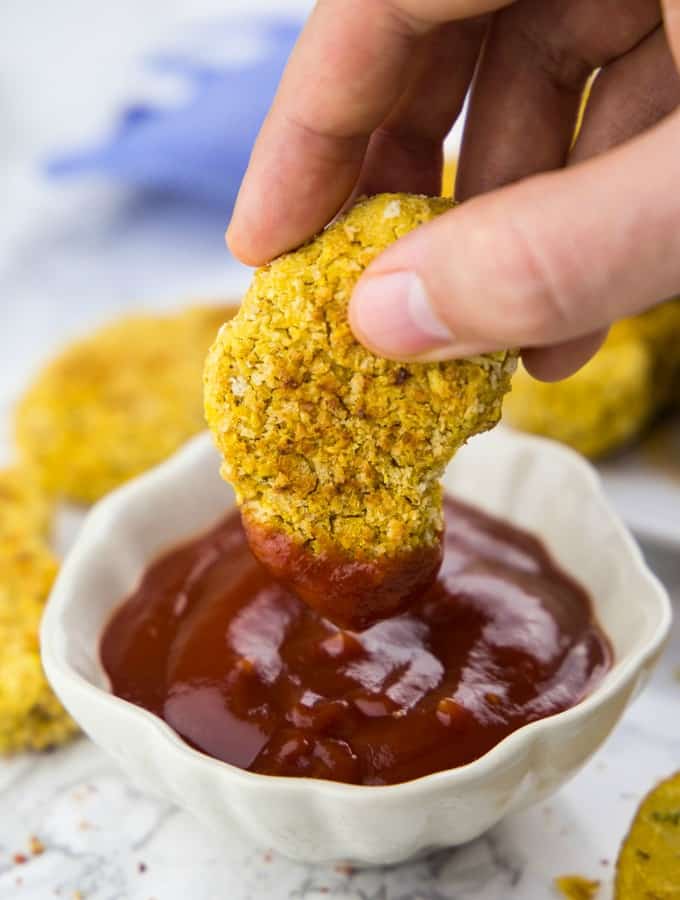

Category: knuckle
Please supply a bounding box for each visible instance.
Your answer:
[380,0,439,35]
[282,110,367,159]
[515,20,592,91]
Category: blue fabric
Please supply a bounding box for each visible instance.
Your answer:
[47,18,301,209]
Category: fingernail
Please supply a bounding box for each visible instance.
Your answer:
[350,271,456,358]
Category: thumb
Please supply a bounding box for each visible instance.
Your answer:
[349,111,680,362]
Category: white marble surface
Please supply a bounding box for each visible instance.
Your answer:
[2,2,680,898]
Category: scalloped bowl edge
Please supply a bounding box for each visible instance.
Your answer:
[41,428,671,865]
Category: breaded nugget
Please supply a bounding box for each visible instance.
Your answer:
[615,770,680,899]
[622,297,680,396]
[0,534,77,753]
[505,332,651,458]
[504,298,680,458]
[0,466,76,752]
[442,157,457,197]
[182,303,239,347]
[0,466,52,542]
[16,304,236,503]
[205,194,516,627]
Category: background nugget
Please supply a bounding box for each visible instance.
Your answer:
[615,770,680,898]
[504,298,680,458]
[205,193,516,627]
[0,467,77,753]
[0,465,52,542]
[16,303,235,503]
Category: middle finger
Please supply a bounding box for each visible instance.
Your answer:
[353,19,487,199]
[456,0,662,199]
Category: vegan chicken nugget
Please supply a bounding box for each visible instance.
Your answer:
[622,297,680,395]
[505,298,680,458]
[0,466,52,542]
[0,471,76,752]
[442,157,457,197]
[16,304,236,503]
[615,770,680,899]
[505,333,651,458]
[205,194,516,628]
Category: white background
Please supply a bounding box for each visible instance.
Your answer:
[1,0,313,443]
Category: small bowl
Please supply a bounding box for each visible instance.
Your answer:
[42,428,671,866]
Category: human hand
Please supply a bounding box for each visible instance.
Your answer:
[227,0,680,380]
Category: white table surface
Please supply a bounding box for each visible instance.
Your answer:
[1,2,679,898]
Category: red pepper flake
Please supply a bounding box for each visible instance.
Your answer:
[263,850,273,863]
[13,853,28,865]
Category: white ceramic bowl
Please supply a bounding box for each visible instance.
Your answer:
[42,428,671,866]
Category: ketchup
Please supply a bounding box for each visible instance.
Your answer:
[101,498,611,785]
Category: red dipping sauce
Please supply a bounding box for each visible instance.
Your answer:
[101,498,611,786]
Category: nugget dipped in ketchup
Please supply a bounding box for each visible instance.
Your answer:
[204,194,517,629]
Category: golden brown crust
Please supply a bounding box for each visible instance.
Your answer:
[615,770,680,898]
[205,193,516,566]
[16,304,237,503]
[0,466,52,542]
[0,468,77,753]
[505,298,680,458]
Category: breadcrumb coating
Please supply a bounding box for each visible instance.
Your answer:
[505,298,680,458]
[506,336,651,458]
[205,194,516,566]
[615,770,680,899]
[16,304,236,503]
[0,466,52,542]
[0,468,77,754]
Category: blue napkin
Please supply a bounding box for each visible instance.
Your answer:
[47,17,302,210]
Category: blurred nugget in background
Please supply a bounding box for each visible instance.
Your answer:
[0,302,237,754]
[0,467,77,753]
[505,298,680,458]
[615,770,680,898]
[15,303,236,503]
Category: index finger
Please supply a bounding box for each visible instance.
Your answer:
[227,0,512,265]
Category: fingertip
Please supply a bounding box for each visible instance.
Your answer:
[224,222,242,260]
[521,329,609,381]
[225,213,281,267]
[226,170,288,265]
[225,225,259,267]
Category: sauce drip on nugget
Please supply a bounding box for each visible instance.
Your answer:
[204,194,517,628]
